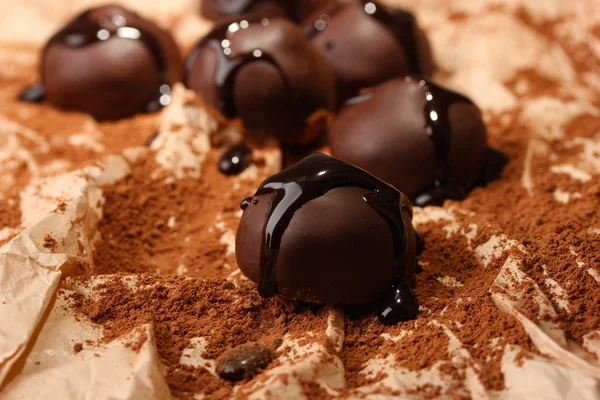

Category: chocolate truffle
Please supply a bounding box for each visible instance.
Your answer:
[235,153,418,324]
[21,5,182,120]
[184,17,335,143]
[303,0,434,104]
[328,77,488,207]
[201,0,333,22]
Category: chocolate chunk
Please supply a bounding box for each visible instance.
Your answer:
[201,0,333,22]
[219,144,253,175]
[19,83,45,102]
[22,5,182,120]
[184,17,335,143]
[236,153,418,306]
[378,278,419,325]
[328,77,488,206]
[216,342,274,382]
[73,343,83,353]
[271,338,283,350]
[303,0,434,104]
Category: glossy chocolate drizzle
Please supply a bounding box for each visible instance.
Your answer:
[378,278,418,324]
[306,0,422,74]
[342,77,476,206]
[240,153,417,324]
[219,144,253,175]
[21,7,172,111]
[409,77,474,206]
[184,18,290,118]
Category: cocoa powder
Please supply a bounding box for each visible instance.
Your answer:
[68,274,331,399]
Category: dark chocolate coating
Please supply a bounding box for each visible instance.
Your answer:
[303,0,434,104]
[235,153,417,306]
[184,17,335,143]
[201,0,333,22]
[31,5,182,120]
[328,77,487,206]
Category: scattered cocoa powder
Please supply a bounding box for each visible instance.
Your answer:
[43,234,57,251]
[92,147,273,278]
[68,274,331,399]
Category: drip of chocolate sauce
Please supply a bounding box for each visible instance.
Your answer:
[240,153,415,324]
[341,77,473,207]
[184,18,291,119]
[219,144,253,175]
[408,77,474,207]
[306,0,422,73]
[378,278,418,324]
[21,8,172,109]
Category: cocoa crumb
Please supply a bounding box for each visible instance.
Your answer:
[43,234,57,251]
[73,343,83,353]
[55,202,68,213]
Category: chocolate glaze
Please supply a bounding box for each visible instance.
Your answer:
[184,19,289,119]
[409,77,474,206]
[329,77,487,206]
[379,278,418,324]
[47,8,167,83]
[184,17,335,142]
[240,153,409,299]
[22,5,181,119]
[219,144,253,175]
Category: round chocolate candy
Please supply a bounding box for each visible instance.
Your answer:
[328,77,488,207]
[235,153,418,323]
[201,0,333,22]
[302,0,434,104]
[21,5,182,120]
[184,17,335,143]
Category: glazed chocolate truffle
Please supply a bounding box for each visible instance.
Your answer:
[328,77,488,207]
[303,0,434,104]
[184,17,335,143]
[20,5,182,120]
[201,0,333,22]
[236,153,419,324]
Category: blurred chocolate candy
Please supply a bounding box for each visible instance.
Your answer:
[21,5,182,120]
